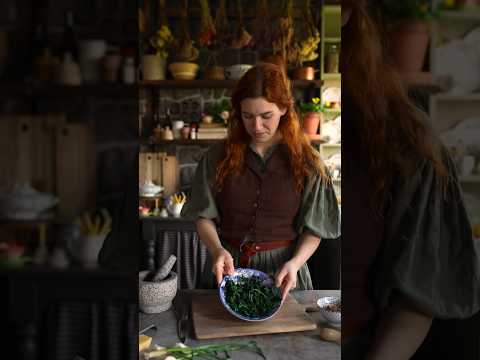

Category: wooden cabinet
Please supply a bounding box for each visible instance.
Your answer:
[0,114,95,220]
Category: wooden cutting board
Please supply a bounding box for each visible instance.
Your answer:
[192,294,317,340]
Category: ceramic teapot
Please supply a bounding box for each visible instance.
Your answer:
[0,182,58,219]
[139,180,164,197]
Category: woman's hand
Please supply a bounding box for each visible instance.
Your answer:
[275,260,301,301]
[211,247,235,286]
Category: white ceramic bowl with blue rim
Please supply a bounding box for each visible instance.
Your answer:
[219,268,282,322]
[317,296,341,326]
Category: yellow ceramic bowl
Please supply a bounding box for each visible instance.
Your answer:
[168,62,199,80]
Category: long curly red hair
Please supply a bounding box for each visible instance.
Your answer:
[215,63,328,192]
[342,0,447,204]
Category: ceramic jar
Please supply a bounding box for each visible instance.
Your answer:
[142,54,166,81]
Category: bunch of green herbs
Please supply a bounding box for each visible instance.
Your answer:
[225,276,281,318]
[161,341,266,359]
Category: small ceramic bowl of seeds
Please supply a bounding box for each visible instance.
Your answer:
[317,296,341,326]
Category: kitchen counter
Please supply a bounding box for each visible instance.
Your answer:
[139,289,340,360]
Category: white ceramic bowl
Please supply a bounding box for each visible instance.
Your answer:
[317,296,341,325]
[225,64,253,80]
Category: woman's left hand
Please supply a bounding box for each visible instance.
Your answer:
[275,260,300,301]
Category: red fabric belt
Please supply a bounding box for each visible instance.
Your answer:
[223,238,294,267]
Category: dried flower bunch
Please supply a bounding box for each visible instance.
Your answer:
[295,0,321,66]
[213,0,231,49]
[198,0,216,47]
[173,0,199,62]
[231,0,252,49]
[149,0,175,59]
[272,0,297,65]
[251,0,273,50]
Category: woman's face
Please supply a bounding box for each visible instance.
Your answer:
[240,97,286,145]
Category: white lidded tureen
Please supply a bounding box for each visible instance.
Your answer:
[0,182,58,220]
[139,180,164,197]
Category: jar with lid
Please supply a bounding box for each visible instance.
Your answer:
[325,44,340,74]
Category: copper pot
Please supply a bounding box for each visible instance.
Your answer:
[204,66,225,80]
[293,66,316,80]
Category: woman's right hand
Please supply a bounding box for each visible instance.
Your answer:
[211,247,235,286]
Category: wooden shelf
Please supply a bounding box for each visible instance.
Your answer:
[160,7,312,20]
[324,108,341,115]
[324,37,341,43]
[401,72,445,93]
[322,73,341,81]
[140,138,223,146]
[0,83,137,98]
[459,175,480,183]
[439,10,480,20]
[141,137,325,146]
[433,93,480,101]
[321,143,341,148]
[140,79,323,89]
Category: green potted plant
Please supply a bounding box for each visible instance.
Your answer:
[380,0,438,73]
[298,97,324,135]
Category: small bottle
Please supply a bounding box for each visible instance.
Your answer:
[122,57,136,84]
[190,123,197,140]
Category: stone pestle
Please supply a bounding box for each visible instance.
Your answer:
[150,254,177,282]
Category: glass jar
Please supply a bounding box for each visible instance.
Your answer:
[325,44,340,74]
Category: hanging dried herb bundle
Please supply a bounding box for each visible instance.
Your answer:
[272,0,297,65]
[251,0,272,50]
[198,0,216,48]
[173,0,199,62]
[213,0,231,49]
[157,0,169,28]
[231,0,252,49]
[149,0,175,59]
[295,0,321,66]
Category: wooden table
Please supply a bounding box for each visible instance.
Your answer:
[139,289,341,360]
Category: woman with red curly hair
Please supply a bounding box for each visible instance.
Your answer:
[182,63,340,299]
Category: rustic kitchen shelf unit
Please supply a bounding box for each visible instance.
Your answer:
[140,79,323,89]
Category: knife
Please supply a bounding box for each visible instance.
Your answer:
[175,300,190,344]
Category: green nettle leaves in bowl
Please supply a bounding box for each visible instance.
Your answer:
[299,97,325,114]
[219,268,282,321]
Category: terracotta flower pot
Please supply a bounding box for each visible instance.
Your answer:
[389,19,430,73]
[302,112,322,135]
